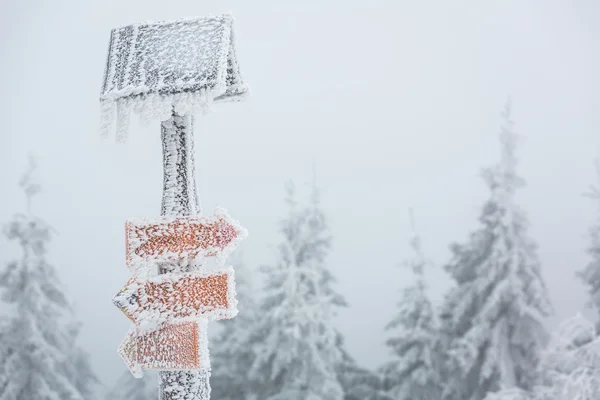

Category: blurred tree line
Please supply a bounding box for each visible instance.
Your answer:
[2,101,600,400]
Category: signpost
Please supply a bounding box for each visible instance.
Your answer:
[119,321,210,378]
[100,14,249,400]
[125,208,246,269]
[113,267,238,325]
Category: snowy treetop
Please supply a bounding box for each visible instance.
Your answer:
[100,14,249,139]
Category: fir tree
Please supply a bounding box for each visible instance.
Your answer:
[248,181,346,400]
[338,352,391,400]
[578,160,600,327]
[0,156,99,400]
[210,255,260,400]
[337,332,392,400]
[381,210,440,400]
[485,314,600,400]
[106,371,157,400]
[440,102,553,400]
[533,314,600,400]
[67,323,101,399]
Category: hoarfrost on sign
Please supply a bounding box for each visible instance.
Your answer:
[125,207,248,270]
[113,267,238,326]
[118,320,209,378]
[100,14,249,140]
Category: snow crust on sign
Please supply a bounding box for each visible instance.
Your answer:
[113,267,238,328]
[125,207,248,270]
[99,14,248,141]
[118,320,210,378]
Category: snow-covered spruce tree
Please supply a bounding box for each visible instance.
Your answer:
[439,102,553,400]
[67,323,101,399]
[0,157,99,400]
[248,181,346,400]
[578,160,600,327]
[381,211,441,400]
[337,335,392,400]
[210,255,260,400]
[106,371,157,400]
[485,313,600,400]
[534,313,600,400]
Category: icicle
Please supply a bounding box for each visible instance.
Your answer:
[116,99,131,144]
[99,100,115,139]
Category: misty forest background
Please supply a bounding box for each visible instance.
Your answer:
[2,103,600,400]
[1,1,599,400]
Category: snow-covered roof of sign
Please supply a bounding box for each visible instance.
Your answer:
[99,14,249,140]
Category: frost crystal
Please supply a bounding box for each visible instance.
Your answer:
[113,267,238,326]
[125,207,247,270]
[100,14,249,140]
[118,320,210,378]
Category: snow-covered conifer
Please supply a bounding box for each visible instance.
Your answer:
[486,314,600,400]
[67,323,101,399]
[381,209,440,400]
[337,334,392,400]
[0,157,98,400]
[440,102,553,400]
[534,313,600,400]
[248,181,346,400]
[211,255,260,400]
[578,160,600,325]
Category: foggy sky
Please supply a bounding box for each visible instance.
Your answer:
[1,0,599,393]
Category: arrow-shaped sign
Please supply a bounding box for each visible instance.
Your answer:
[118,320,209,378]
[126,207,247,269]
[113,267,238,326]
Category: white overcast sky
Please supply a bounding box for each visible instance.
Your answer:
[1,0,599,391]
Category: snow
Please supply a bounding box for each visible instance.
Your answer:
[99,14,249,141]
[486,314,600,400]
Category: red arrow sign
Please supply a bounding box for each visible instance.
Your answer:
[113,267,237,325]
[125,207,247,269]
[118,320,209,378]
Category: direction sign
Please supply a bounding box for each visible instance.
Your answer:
[113,267,237,326]
[118,320,209,378]
[126,207,247,269]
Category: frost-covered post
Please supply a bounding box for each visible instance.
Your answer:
[99,15,249,400]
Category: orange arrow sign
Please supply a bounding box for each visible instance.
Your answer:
[118,320,209,378]
[126,207,247,269]
[112,267,238,325]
